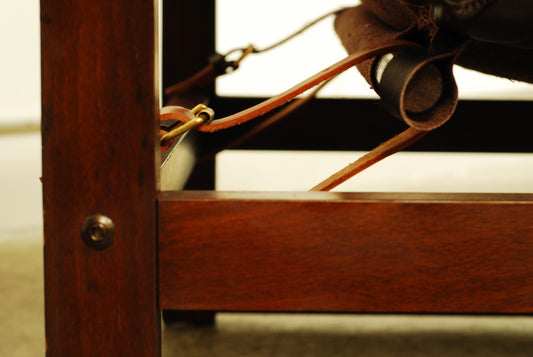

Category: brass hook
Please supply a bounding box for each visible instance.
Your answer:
[232,45,255,68]
[160,104,215,144]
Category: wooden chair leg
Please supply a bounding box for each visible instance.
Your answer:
[41,0,161,355]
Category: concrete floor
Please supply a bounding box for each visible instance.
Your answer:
[3,233,533,357]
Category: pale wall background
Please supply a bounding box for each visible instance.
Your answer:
[0,0,41,242]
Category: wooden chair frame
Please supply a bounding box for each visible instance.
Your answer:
[41,0,533,355]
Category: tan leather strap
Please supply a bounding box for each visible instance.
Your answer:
[310,127,427,191]
[195,79,332,164]
[160,40,420,132]
[164,47,255,98]
[160,39,436,192]
[164,63,218,98]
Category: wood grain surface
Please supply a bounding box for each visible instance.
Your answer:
[159,191,533,313]
[41,0,160,355]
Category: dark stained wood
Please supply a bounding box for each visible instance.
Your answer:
[41,0,160,355]
[160,0,217,324]
[159,191,533,313]
[162,0,215,96]
[162,0,216,191]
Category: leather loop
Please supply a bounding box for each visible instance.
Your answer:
[374,31,468,130]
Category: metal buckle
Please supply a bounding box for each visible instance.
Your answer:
[160,104,214,145]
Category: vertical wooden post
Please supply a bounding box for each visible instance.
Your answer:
[41,0,160,355]
[163,0,217,191]
[162,0,215,92]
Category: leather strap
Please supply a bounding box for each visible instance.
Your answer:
[164,63,218,98]
[160,40,432,191]
[195,79,332,164]
[160,38,460,192]
[311,31,468,191]
[164,7,349,99]
[160,40,420,132]
[164,51,249,98]
[310,127,427,191]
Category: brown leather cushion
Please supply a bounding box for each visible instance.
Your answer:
[335,1,533,84]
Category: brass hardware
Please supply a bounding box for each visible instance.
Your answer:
[232,45,255,68]
[160,104,215,144]
[81,215,115,250]
[190,103,209,116]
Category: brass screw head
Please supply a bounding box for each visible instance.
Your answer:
[81,215,115,250]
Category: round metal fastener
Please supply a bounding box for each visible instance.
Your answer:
[81,214,115,250]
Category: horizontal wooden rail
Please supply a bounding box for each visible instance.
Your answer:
[159,191,533,313]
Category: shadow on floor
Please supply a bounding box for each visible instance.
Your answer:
[163,313,533,357]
